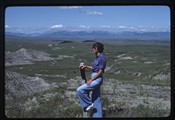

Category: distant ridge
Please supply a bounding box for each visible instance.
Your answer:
[82,40,96,42]
[60,40,74,44]
[5,30,170,41]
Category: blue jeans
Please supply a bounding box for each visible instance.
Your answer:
[77,73,103,118]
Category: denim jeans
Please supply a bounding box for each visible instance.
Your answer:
[77,73,103,117]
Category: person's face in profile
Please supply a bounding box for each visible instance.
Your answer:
[92,47,98,54]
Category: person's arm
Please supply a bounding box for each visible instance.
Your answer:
[80,65,92,69]
[85,65,92,69]
[86,69,103,86]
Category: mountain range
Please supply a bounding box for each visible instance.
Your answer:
[5,28,170,41]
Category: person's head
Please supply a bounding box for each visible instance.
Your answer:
[92,42,104,53]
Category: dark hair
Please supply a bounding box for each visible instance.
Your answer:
[92,42,104,53]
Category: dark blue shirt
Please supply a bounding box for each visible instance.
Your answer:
[92,53,106,73]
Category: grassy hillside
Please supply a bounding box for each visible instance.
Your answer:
[5,38,171,118]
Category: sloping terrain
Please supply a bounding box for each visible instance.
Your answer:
[101,79,170,110]
[5,48,54,66]
[5,71,52,97]
[5,39,171,118]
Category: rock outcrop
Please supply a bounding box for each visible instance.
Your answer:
[5,48,53,66]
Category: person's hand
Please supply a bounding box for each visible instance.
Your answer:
[86,79,93,86]
[79,65,85,69]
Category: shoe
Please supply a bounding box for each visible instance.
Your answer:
[86,103,94,111]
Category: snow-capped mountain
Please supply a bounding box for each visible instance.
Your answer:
[5,26,170,41]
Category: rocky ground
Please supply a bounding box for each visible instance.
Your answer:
[5,48,53,66]
[5,70,171,117]
[101,79,170,110]
[5,47,171,118]
[5,48,75,66]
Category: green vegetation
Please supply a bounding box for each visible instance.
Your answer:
[5,38,170,118]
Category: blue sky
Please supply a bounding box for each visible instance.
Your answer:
[5,6,170,33]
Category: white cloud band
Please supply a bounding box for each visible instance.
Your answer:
[86,11,103,15]
[50,24,63,29]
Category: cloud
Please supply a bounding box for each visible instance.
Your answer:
[86,11,103,15]
[50,24,63,29]
[100,25,111,28]
[118,26,134,29]
[59,6,82,9]
[118,26,127,29]
[79,25,90,29]
[5,25,10,28]
[117,26,165,32]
